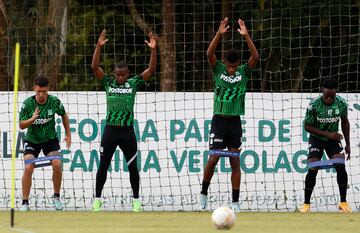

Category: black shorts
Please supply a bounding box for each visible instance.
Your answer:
[23,138,61,158]
[307,136,343,159]
[209,115,242,150]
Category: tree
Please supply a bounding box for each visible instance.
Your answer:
[126,0,176,91]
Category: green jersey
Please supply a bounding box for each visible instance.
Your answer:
[102,74,145,126]
[304,95,348,141]
[19,95,66,144]
[212,60,251,116]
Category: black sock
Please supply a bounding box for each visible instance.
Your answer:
[53,193,60,198]
[335,165,348,202]
[304,169,318,204]
[232,189,240,202]
[201,181,210,195]
[22,199,29,205]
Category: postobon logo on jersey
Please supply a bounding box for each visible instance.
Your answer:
[33,118,52,125]
[220,73,243,83]
[316,116,340,123]
[109,87,132,94]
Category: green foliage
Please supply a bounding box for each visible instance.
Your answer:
[5,0,360,92]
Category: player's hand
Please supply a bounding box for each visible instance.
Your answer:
[326,132,343,141]
[31,107,40,121]
[217,17,230,34]
[238,19,248,36]
[97,29,108,47]
[345,145,351,160]
[145,32,157,49]
[64,134,71,149]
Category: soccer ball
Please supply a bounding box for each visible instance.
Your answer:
[211,206,236,230]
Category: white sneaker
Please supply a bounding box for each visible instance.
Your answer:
[199,194,208,210]
[20,204,30,212]
[52,196,64,211]
[229,202,240,212]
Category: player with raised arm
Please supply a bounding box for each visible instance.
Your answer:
[19,76,71,211]
[91,29,157,212]
[300,78,351,213]
[200,17,259,212]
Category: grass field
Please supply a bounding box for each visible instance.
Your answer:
[1,211,359,233]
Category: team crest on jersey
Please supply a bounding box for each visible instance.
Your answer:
[48,109,53,116]
[327,109,333,115]
[125,83,130,88]
[335,108,339,114]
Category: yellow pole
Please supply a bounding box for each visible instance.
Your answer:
[11,42,20,227]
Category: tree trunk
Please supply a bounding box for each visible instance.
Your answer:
[37,0,67,91]
[160,0,176,91]
[0,2,9,90]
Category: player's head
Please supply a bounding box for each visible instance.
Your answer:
[321,78,338,105]
[224,49,241,75]
[33,75,49,104]
[114,61,129,84]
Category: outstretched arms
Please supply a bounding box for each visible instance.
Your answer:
[238,19,259,69]
[141,32,157,81]
[207,18,259,69]
[207,17,230,67]
[92,29,109,80]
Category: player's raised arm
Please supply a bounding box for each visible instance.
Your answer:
[207,17,230,67]
[238,19,259,69]
[92,29,109,80]
[141,32,157,81]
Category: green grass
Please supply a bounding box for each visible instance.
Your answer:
[0,212,359,233]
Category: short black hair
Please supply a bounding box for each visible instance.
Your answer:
[225,49,240,63]
[322,78,338,89]
[34,76,49,87]
[115,60,128,69]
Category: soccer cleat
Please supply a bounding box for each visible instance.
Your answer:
[338,202,352,213]
[20,204,30,212]
[299,203,311,213]
[132,199,142,212]
[229,202,241,212]
[199,194,208,210]
[92,199,102,212]
[52,196,64,211]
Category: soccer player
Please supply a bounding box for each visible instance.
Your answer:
[300,78,351,213]
[199,17,259,211]
[19,76,71,211]
[91,29,157,212]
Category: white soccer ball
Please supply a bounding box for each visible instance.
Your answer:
[211,206,236,230]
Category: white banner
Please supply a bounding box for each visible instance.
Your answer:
[0,92,359,211]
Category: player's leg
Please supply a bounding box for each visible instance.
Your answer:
[300,136,322,213]
[93,125,118,211]
[43,138,63,210]
[118,126,140,212]
[21,141,40,211]
[200,116,224,209]
[326,140,351,212]
[226,116,242,211]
